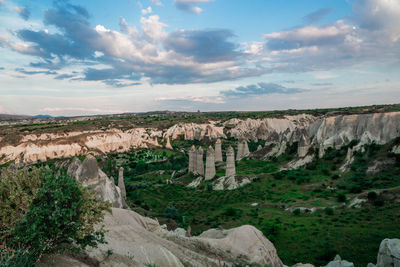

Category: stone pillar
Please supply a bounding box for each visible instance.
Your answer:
[118,167,126,199]
[165,137,173,149]
[298,134,311,157]
[205,146,216,180]
[188,145,196,173]
[236,140,244,161]
[226,146,236,177]
[196,147,204,176]
[215,139,223,162]
[243,140,250,156]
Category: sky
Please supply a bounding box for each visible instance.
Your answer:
[0,0,399,116]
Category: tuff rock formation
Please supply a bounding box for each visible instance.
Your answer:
[188,145,196,173]
[196,147,204,176]
[376,238,400,267]
[42,208,284,267]
[205,146,216,180]
[118,167,126,199]
[67,156,124,208]
[163,122,226,140]
[165,137,173,149]
[226,146,236,177]
[325,255,354,267]
[215,139,223,162]
[236,139,250,161]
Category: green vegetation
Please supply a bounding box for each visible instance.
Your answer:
[0,168,111,266]
[121,141,400,266]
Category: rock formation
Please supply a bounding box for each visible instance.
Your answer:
[118,167,126,199]
[376,238,400,267]
[188,145,196,173]
[165,137,172,149]
[325,255,354,267]
[214,139,223,162]
[205,146,216,180]
[226,146,236,177]
[67,156,124,208]
[42,208,284,267]
[236,139,250,161]
[196,147,204,176]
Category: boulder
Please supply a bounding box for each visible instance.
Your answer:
[325,255,354,267]
[376,238,400,267]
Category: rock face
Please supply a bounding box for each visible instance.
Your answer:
[196,147,204,176]
[376,238,400,267]
[215,139,223,162]
[2,112,400,165]
[67,156,124,208]
[205,146,216,180]
[188,145,196,173]
[118,167,126,199]
[44,208,284,267]
[226,146,236,177]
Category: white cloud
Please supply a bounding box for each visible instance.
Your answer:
[156,95,225,104]
[150,0,163,6]
[141,6,152,15]
[174,0,213,14]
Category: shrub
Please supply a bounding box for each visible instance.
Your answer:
[0,242,37,267]
[367,191,378,201]
[324,207,334,216]
[261,222,280,242]
[337,193,347,203]
[293,208,301,216]
[11,173,111,259]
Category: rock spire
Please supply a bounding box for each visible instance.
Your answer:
[205,146,216,180]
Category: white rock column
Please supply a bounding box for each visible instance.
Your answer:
[226,146,236,177]
[188,145,196,173]
[205,146,216,180]
[196,147,204,176]
[215,139,223,162]
[118,167,126,199]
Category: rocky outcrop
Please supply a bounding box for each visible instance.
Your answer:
[226,146,236,177]
[163,122,226,141]
[196,147,204,176]
[376,238,400,267]
[43,208,284,267]
[67,156,124,208]
[205,146,216,180]
[213,175,256,190]
[215,139,223,162]
[118,167,126,199]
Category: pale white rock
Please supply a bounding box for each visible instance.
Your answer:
[196,147,204,176]
[392,145,400,155]
[163,122,226,141]
[188,145,196,173]
[226,146,236,177]
[205,146,216,180]
[349,197,367,208]
[215,139,223,162]
[292,264,315,267]
[187,176,203,188]
[213,175,253,190]
[325,255,354,267]
[67,156,124,208]
[165,136,172,149]
[118,167,126,199]
[281,155,314,170]
[376,238,400,267]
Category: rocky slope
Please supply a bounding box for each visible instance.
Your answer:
[1,111,400,165]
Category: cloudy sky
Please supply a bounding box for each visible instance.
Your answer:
[0,0,399,116]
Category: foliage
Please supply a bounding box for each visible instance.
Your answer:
[0,242,38,267]
[0,168,45,241]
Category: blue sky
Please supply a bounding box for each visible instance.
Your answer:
[0,0,399,116]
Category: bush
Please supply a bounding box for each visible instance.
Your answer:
[324,207,334,216]
[367,191,378,201]
[293,208,301,216]
[0,242,37,267]
[261,222,280,242]
[337,193,347,203]
[0,168,111,263]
